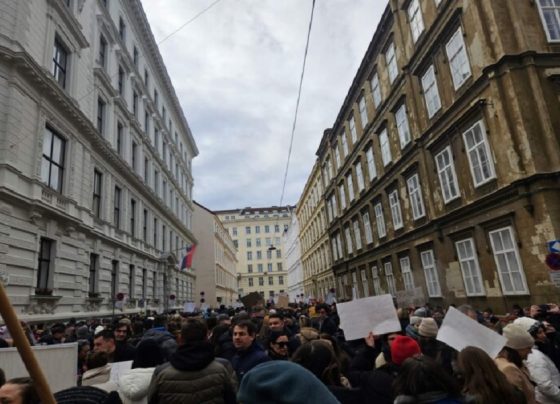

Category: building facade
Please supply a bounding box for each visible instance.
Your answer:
[192,202,238,307]
[296,160,335,300]
[284,210,304,302]
[215,206,292,302]
[0,0,198,321]
[314,0,560,312]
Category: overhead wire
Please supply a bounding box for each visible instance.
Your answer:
[278,0,317,208]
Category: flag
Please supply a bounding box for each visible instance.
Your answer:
[181,244,196,270]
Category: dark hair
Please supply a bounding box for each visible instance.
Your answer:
[458,346,523,404]
[269,313,284,321]
[132,339,164,368]
[94,329,115,341]
[501,346,524,368]
[235,320,257,336]
[5,377,40,404]
[0,367,5,387]
[181,318,208,343]
[291,340,343,387]
[315,304,330,314]
[268,330,289,347]
[392,355,460,399]
[85,351,109,370]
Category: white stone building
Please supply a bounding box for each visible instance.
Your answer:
[0,0,198,321]
[284,210,304,302]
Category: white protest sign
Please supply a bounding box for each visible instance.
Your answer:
[337,294,401,341]
[183,302,196,313]
[436,306,506,358]
[110,360,133,384]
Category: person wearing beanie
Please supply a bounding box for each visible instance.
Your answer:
[390,336,421,366]
[414,307,428,318]
[495,324,537,404]
[418,318,438,338]
[514,317,560,404]
[405,316,421,340]
[238,361,340,404]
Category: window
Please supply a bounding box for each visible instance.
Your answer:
[116,122,123,155]
[247,251,252,260]
[37,238,53,289]
[131,141,138,171]
[144,112,150,134]
[143,209,148,242]
[463,120,495,186]
[258,277,264,286]
[537,0,560,41]
[248,264,253,273]
[371,266,382,295]
[97,98,105,135]
[384,262,397,295]
[275,224,280,233]
[279,275,284,285]
[268,276,274,286]
[420,250,442,297]
[114,186,121,229]
[154,170,159,194]
[142,268,147,299]
[389,190,403,230]
[408,0,425,43]
[385,42,398,84]
[334,146,341,170]
[133,46,139,67]
[400,257,415,291]
[365,146,377,180]
[489,227,529,294]
[355,161,365,191]
[233,240,238,249]
[331,238,338,261]
[248,277,254,287]
[349,115,358,143]
[255,225,260,234]
[154,89,159,107]
[336,233,343,260]
[98,35,107,68]
[341,134,349,157]
[422,65,441,118]
[379,129,392,166]
[362,211,373,244]
[358,96,368,129]
[360,269,369,297]
[277,263,283,271]
[370,73,382,108]
[395,103,411,149]
[446,27,471,89]
[374,202,386,238]
[130,199,136,236]
[345,226,353,254]
[92,170,102,218]
[89,253,98,293]
[353,220,362,250]
[117,66,125,96]
[347,174,355,201]
[258,264,263,273]
[276,249,282,258]
[455,238,485,296]
[232,227,238,236]
[339,184,347,210]
[52,38,68,88]
[41,126,66,193]
[153,218,158,247]
[407,174,425,220]
[435,146,460,203]
[132,90,138,118]
[246,239,252,248]
[245,226,251,234]
[144,69,149,88]
[118,17,126,41]
[266,250,271,259]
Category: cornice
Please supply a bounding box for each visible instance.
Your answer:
[46,0,89,49]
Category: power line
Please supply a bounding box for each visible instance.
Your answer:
[278,0,316,208]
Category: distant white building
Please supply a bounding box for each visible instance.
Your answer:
[0,0,197,321]
[285,210,304,302]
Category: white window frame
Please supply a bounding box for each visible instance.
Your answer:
[384,262,397,296]
[349,116,358,143]
[455,238,486,296]
[446,27,472,89]
[341,134,349,157]
[366,146,377,181]
[355,161,365,192]
[400,256,415,291]
[435,146,460,203]
[358,97,368,130]
[331,238,338,261]
[379,129,392,166]
[489,227,529,295]
[339,184,347,210]
[407,174,426,220]
[362,211,373,244]
[336,233,343,259]
[388,190,403,230]
[371,266,382,295]
[386,42,398,84]
[374,202,386,238]
[347,173,355,201]
[395,103,412,149]
[370,72,382,107]
[462,120,496,187]
[408,0,425,43]
[420,250,442,297]
[537,0,560,42]
[353,220,362,250]
[344,226,353,254]
[334,145,341,170]
[421,65,442,118]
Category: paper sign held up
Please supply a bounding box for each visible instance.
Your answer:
[276,294,290,308]
[436,306,506,358]
[337,294,401,341]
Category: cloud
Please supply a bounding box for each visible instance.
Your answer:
[142,0,385,210]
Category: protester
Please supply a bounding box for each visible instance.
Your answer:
[77,339,91,380]
[457,346,525,403]
[140,316,178,361]
[231,320,269,380]
[311,304,338,335]
[390,336,422,368]
[81,351,118,393]
[496,323,537,404]
[0,377,40,404]
[238,361,340,404]
[114,320,136,362]
[267,330,290,360]
[38,322,66,345]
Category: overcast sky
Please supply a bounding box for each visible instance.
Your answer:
[142,0,385,211]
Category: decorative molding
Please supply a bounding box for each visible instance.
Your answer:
[84,297,104,312]
[25,295,62,315]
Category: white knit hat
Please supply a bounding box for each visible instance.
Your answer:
[409,316,422,326]
[418,318,439,338]
[513,317,540,335]
[503,324,534,350]
[94,325,104,335]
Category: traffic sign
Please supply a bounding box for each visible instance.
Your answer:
[548,240,560,253]
[546,253,560,271]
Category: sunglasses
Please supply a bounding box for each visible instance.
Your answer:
[274,341,289,348]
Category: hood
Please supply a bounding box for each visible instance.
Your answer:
[170,341,214,371]
[119,367,155,400]
[142,329,174,342]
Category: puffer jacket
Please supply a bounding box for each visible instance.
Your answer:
[118,367,155,404]
[141,328,177,361]
[147,341,236,404]
[525,346,560,404]
[231,341,270,381]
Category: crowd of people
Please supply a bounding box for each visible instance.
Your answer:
[0,301,560,403]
